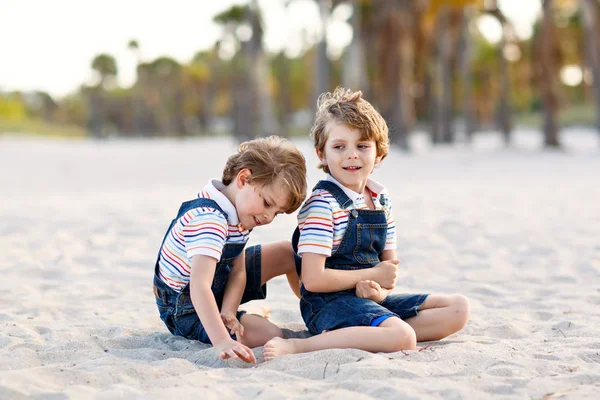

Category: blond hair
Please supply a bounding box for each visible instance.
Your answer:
[222,135,307,213]
[310,87,389,173]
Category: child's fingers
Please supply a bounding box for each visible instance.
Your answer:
[235,345,256,364]
[233,326,244,342]
[220,350,238,360]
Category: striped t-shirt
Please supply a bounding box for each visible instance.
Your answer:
[297,175,396,257]
[157,180,250,292]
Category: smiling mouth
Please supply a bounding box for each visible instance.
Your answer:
[253,216,261,226]
[343,166,362,171]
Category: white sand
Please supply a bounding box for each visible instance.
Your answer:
[1,129,599,399]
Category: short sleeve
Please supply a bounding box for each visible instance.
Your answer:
[296,192,335,257]
[383,195,397,251]
[180,208,228,261]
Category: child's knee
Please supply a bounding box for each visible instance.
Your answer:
[382,318,417,351]
[274,240,293,258]
[396,326,417,350]
[451,294,470,328]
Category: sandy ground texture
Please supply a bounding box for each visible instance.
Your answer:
[1,130,599,399]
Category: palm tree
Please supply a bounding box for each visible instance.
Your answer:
[88,53,118,138]
[484,1,518,145]
[458,6,477,141]
[127,39,143,135]
[582,0,600,136]
[430,5,453,144]
[214,5,255,141]
[91,54,118,90]
[343,0,369,93]
[148,56,184,135]
[312,0,332,114]
[533,0,562,148]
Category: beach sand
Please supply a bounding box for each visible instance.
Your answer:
[1,130,599,399]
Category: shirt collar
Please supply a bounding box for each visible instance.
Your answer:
[201,179,240,225]
[324,174,386,205]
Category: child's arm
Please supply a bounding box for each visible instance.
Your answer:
[189,255,256,363]
[301,252,398,293]
[356,280,389,302]
[355,249,397,301]
[220,253,247,338]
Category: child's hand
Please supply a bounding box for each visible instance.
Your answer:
[221,312,244,340]
[356,280,388,303]
[372,259,399,289]
[214,337,256,364]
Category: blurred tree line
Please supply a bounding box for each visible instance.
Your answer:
[1,0,599,149]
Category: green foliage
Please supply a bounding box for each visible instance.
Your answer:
[0,95,26,121]
[213,5,247,24]
[0,117,86,137]
[149,57,182,79]
[91,54,118,78]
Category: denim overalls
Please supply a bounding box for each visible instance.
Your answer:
[293,180,428,335]
[153,198,263,343]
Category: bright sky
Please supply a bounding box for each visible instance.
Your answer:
[0,0,540,99]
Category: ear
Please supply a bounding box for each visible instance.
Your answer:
[236,168,252,189]
[373,155,383,170]
[316,148,327,166]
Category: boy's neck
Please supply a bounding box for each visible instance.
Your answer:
[327,174,369,197]
[219,182,237,208]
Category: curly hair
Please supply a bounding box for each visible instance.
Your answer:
[310,87,389,173]
[221,135,307,213]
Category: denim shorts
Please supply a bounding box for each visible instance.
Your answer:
[153,244,267,343]
[301,291,428,335]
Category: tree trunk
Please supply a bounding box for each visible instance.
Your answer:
[432,6,452,144]
[536,0,561,148]
[275,52,292,136]
[249,0,279,136]
[412,1,429,122]
[343,0,368,92]
[313,0,331,112]
[459,7,476,141]
[233,43,255,142]
[582,0,600,136]
[375,3,408,150]
[497,25,512,145]
[86,90,104,139]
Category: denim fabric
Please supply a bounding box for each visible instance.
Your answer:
[241,244,267,304]
[152,198,264,343]
[293,180,428,335]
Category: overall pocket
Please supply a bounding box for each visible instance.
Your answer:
[353,223,388,264]
[153,283,176,334]
[174,285,197,318]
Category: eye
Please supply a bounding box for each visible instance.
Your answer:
[264,200,271,207]
[333,144,344,150]
[358,143,370,149]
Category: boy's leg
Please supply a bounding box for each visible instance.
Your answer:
[403,294,470,342]
[238,313,283,348]
[263,317,416,361]
[248,240,301,299]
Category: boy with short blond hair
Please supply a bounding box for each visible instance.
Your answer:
[153,136,306,363]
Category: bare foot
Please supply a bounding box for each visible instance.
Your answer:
[262,337,297,361]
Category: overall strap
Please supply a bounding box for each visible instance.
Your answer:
[176,197,228,221]
[155,197,229,277]
[313,180,353,209]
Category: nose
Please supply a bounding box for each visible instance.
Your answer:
[263,212,274,224]
[348,149,358,159]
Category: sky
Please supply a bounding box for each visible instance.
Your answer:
[0,0,541,99]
